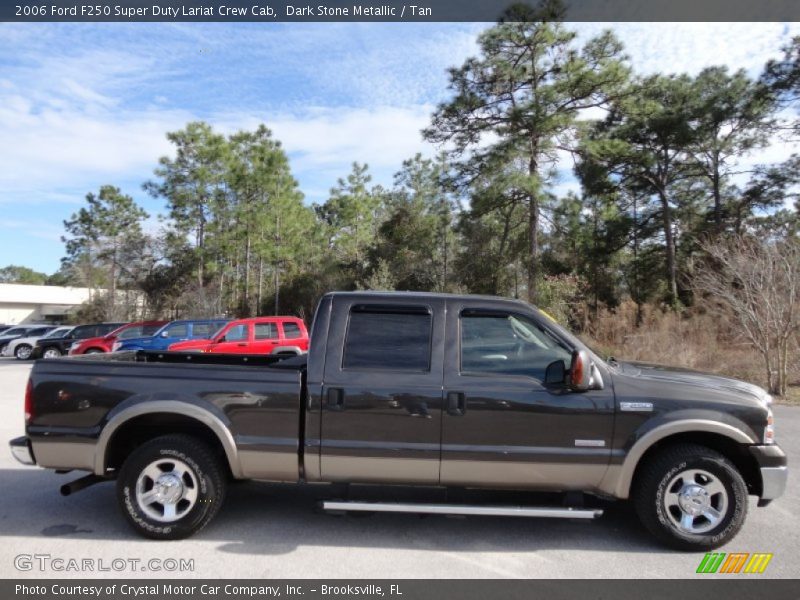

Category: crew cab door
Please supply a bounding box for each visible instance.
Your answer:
[318,297,445,484]
[440,300,615,490]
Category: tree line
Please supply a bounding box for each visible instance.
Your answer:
[5,19,800,391]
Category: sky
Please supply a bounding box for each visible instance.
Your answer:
[0,21,798,274]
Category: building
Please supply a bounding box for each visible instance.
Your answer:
[0,283,95,324]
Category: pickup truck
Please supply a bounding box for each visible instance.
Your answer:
[9,291,787,550]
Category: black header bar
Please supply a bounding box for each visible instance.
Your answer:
[3,0,800,22]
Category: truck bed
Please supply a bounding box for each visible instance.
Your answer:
[26,352,306,481]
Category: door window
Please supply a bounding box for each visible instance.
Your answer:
[164,323,188,337]
[254,323,277,340]
[222,324,248,342]
[460,312,571,381]
[343,306,432,371]
[191,322,214,338]
[117,326,144,340]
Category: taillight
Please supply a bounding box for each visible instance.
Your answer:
[24,378,33,423]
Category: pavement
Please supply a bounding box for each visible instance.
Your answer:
[0,357,796,579]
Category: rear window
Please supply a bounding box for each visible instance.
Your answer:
[283,322,302,339]
[342,306,432,371]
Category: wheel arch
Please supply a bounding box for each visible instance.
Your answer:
[96,401,242,478]
[603,420,758,499]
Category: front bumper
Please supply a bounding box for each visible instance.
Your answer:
[9,436,35,466]
[750,444,788,501]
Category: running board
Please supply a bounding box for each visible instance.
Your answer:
[321,501,602,519]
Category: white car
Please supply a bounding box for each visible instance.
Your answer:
[3,326,74,360]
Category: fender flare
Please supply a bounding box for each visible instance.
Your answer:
[600,419,756,499]
[94,400,242,478]
[271,346,303,355]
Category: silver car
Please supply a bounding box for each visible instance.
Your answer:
[3,326,74,360]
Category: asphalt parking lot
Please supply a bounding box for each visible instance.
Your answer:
[0,357,796,579]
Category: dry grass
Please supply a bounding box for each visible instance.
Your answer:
[582,300,799,402]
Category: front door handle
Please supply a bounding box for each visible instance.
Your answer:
[447,391,466,416]
[327,388,345,410]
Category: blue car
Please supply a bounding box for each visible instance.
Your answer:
[111,319,230,352]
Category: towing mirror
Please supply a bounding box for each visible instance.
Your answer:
[569,350,592,391]
[544,360,566,385]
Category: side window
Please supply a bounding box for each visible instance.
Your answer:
[222,324,248,342]
[72,326,91,339]
[117,326,144,340]
[166,323,188,338]
[191,323,212,338]
[254,323,277,340]
[342,306,432,371]
[460,312,572,381]
[282,322,302,339]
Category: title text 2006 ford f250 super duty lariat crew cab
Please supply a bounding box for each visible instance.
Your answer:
[9,292,787,549]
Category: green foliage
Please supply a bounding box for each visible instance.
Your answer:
[0,265,48,285]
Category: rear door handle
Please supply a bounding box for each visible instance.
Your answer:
[327,388,345,410]
[447,391,466,416]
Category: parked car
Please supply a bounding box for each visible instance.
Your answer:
[31,322,126,359]
[167,316,309,355]
[68,321,168,356]
[0,325,57,355]
[10,292,786,548]
[112,319,230,353]
[3,326,74,360]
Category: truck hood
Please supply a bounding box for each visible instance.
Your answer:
[618,360,770,405]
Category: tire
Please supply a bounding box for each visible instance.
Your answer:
[117,434,227,540]
[633,443,747,551]
[42,347,62,359]
[14,344,33,360]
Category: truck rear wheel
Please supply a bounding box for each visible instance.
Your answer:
[116,435,227,540]
[633,443,747,551]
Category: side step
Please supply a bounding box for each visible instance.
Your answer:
[321,501,602,519]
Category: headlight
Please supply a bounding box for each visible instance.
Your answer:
[764,408,775,444]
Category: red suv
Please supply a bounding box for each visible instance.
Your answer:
[167,317,309,355]
[68,320,168,355]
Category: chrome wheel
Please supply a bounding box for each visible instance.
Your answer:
[42,348,61,359]
[15,345,32,360]
[663,468,728,534]
[135,458,199,523]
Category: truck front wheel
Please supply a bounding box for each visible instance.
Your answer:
[633,443,747,551]
[116,435,227,540]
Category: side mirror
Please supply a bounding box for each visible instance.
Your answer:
[569,350,592,391]
[160,331,169,338]
[544,360,566,385]
[216,336,226,343]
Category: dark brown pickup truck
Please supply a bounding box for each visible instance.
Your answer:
[9,291,787,549]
